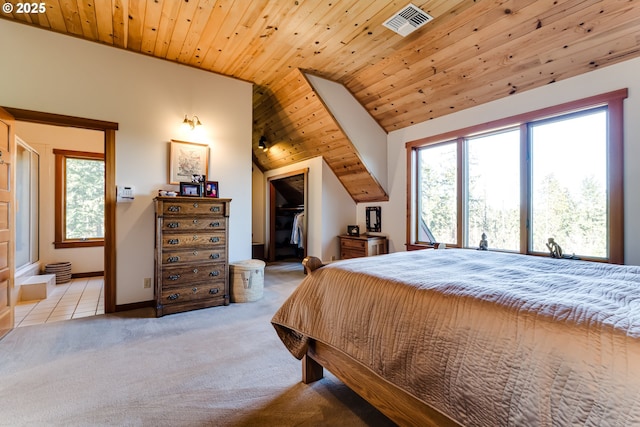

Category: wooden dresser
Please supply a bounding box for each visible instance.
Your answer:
[154,197,231,316]
[339,234,388,260]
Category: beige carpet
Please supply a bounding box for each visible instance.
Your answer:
[0,262,395,426]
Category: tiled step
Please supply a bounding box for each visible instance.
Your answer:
[19,274,57,301]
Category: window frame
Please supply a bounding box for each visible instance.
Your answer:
[54,149,105,249]
[406,89,627,264]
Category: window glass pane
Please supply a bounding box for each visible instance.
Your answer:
[16,144,30,268]
[417,142,457,244]
[530,108,607,258]
[466,129,520,251]
[65,158,105,239]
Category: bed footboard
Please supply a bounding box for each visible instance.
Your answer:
[303,340,461,427]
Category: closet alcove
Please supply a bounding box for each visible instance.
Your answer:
[268,170,307,263]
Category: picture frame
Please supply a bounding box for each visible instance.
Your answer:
[169,140,209,185]
[347,225,360,236]
[205,181,219,198]
[179,182,202,197]
[191,174,206,184]
[366,206,381,233]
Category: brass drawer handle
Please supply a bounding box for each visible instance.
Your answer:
[193,268,199,274]
[192,287,198,293]
[168,274,180,281]
[210,253,220,260]
[209,270,220,277]
[209,288,219,295]
[168,206,181,212]
[167,293,180,300]
[168,239,179,245]
[193,250,199,256]
[210,237,220,243]
[193,219,199,224]
[193,202,199,208]
[210,206,221,212]
[167,256,180,263]
[210,222,220,228]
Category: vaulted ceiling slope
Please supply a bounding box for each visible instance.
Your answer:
[254,68,388,202]
[4,0,640,194]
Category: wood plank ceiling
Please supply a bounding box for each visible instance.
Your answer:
[4,0,640,201]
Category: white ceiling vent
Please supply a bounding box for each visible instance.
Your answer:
[383,3,433,37]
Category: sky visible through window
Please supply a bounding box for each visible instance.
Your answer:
[467,110,606,211]
[531,110,607,198]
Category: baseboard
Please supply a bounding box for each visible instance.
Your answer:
[71,271,104,278]
[115,300,154,312]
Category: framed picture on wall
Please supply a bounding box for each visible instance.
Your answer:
[205,181,219,198]
[169,140,209,184]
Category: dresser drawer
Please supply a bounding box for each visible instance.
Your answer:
[341,249,363,260]
[161,248,226,265]
[160,281,225,305]
[338,235,388,260]
[161,232,226,249]
[162,218,226,232]
[341,239,366,250]
[160,263,226,285]
[161,200,227,216]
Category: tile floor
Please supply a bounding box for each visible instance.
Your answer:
[15,276,104,327]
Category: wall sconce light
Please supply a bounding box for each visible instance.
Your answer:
[258,135,268,151]
[183,114,202,130]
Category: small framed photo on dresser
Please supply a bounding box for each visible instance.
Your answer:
[179,182,201,197]
[205,181,219,198]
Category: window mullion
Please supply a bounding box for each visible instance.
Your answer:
[520,123,530,255]
[457,137,465,248]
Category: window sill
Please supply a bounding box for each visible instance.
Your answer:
[54,240,104,249]
[406,243,435,251]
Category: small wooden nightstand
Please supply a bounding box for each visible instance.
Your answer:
[339,235,388,259]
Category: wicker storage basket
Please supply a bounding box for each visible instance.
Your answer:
[230,260,265,302]
[44,262,72,284]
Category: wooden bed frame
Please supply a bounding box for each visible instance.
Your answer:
[301,257,461,427]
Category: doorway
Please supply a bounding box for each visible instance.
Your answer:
[4,107,117,320]
[268,169,308,263]
[14,123,105,326]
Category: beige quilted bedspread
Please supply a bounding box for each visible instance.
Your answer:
[271,249,640,426]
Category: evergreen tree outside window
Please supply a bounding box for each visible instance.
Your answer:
[54,149,105,248]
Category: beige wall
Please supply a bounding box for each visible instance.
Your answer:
[1,19,253,305]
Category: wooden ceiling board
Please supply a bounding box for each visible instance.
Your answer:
[58,0,83,36]
[77,0,98,41]
[126,0,146,52]
[4,0,640,202]
[111,0,128,48]
[94,0,114,45]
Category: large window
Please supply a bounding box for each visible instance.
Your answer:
[407,90,626,263]
[54,149,105,249]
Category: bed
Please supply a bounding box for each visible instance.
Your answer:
[271,249,640,426]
